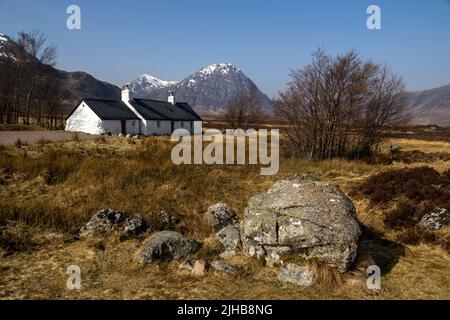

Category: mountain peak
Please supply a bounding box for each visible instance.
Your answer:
[196,63,240,77]
[0,33,9,45]
[132,74,178,92]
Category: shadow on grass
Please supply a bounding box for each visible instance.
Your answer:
[355,225,406,276]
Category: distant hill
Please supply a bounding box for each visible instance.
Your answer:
[130,63,273,115]
[405,84,450,127]
[0,32,120,112]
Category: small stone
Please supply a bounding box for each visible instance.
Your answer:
[154,210,180,230]
[277,263,314,287]
[418,208,449,230]
[264,246,291,267]
[191,260,207,276]
[210,260,240,274]
[138,231,201,263]
[179,259,194,271]
[215,224,241,257]
[205,203,238,232]
[79,209,146,240]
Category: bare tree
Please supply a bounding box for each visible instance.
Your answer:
[224,84,264,130]
[275,49,409,159]
[22,30,57,125]
[0,30,59,127]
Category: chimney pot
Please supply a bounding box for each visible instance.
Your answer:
[121,84,133,102]
[168,91,175,105]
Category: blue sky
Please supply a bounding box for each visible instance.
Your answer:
[0,0,449,97]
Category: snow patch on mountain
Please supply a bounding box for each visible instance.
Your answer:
[134,74,178,88]
[197,63,237,76]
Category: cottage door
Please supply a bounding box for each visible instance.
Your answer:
[121,120,126,135]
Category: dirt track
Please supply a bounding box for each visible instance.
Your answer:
[0,130,95,145]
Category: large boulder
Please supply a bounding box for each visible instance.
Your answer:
[79,209,146,240]
[138,231,201,263]
[240,175,362,272]
[205,203,238,232]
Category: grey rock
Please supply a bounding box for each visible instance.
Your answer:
[277,263,314,286]
[205,203,238,232]
[138,231,201,263]
[154,210,180,230]
[215,224,241,256]
[210,260,240,274]
[240,175,362,272]
[79,209,146,240]
[179,259,194,271]
[418,208,449,230]
[264,246,292,267]
[389,145,401,154]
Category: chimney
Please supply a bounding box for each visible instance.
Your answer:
[168,91,175,105]
[121,84,133,102]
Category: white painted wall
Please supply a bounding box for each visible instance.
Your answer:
[147,120,172,135]
[121,99,147,135]
[65,102,141,135]
[145,120,197,135]
[101,119,140,135]
[65,102,103,135]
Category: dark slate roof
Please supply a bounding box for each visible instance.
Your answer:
[67,99,139,120]
[130,99,202,121]
[85,99,139,120]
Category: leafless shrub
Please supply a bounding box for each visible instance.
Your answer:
[224,84,264,130]
[274,49,410,159]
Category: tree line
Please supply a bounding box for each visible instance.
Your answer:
[0,30,64,128]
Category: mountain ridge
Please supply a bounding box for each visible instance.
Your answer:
[405,84,450,126]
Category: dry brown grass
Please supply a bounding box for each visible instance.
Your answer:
[0,135,449,299]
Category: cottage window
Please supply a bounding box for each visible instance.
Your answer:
[132,120,136,126]
[157,121,161,128]
[181,121,184,128]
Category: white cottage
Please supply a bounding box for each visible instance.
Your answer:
[65,85,202,136]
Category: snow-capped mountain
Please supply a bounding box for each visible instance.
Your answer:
[0,33,8,44]
[129,63,273,114]
[0,33,11,56]
[132,74,178,93]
